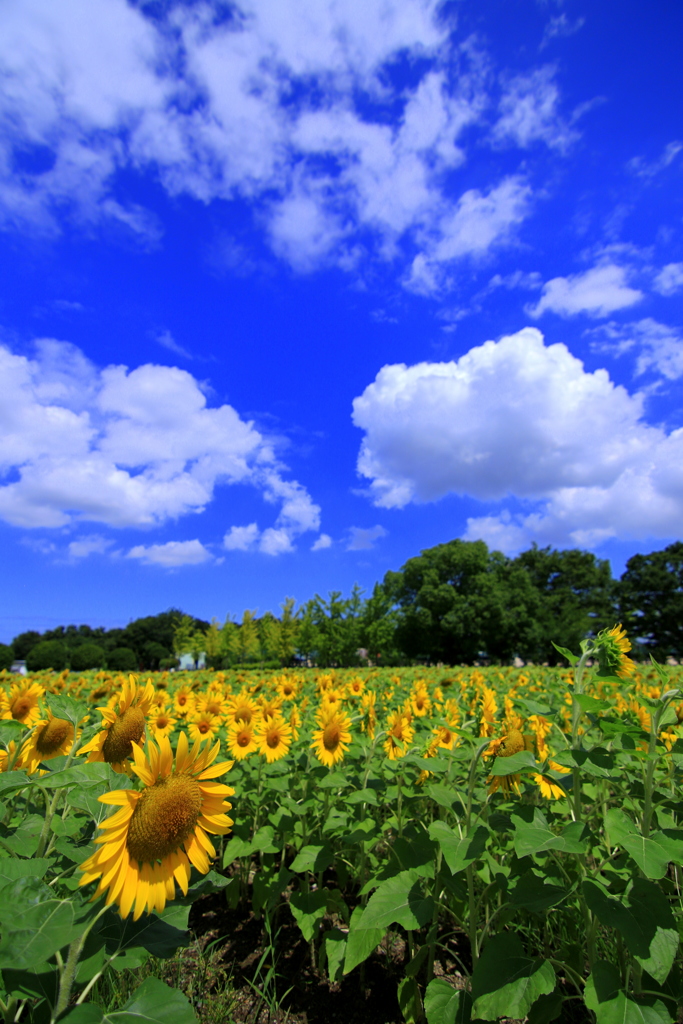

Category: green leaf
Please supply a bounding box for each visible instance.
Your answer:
[551,642,578,666]
[322,928,346,983]
[290,842,334,874]
[0,857,52,884]
[511,808,584,858]
[0,896,89,969]
[0,721,28,748]
[585,961,672,1024]
[97,906,190,959]
[44,693,89,727]
[583,879,678,985]
[620,833,676,880]
[428,822,489,875]
[509,871,568,913]
[252,865,292,916]
[63,976,199,1024]
[317,770,350,789]
[490,750,538,776]
[575,694,610,713]
[0,770,29,797]
[289,888,327,942]
[1,961,60,1004]
[471,933,556,1021]
[527,991,563,1024]
[359,869,434,931]
[427,783,462,812]
[398,976,423,1024]
[424,980,472,1024]
[346,787,379,806]
[343,905,384,975]
[605,809,637,845]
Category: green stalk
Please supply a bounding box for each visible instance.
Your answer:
[50,905,109,1023]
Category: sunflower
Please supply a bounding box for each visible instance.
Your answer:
[258,695,282,722]
[226,720,258,760]
[360,690,377,739]
[2,681,45,728]
[225,691,259,728]
[486,728,527,796]
[383,711,414,761]
[194,693,227,722]
[277,677,299,701]
[80,676,155,773]
[410,687,431,717]
[346,676,365,698]
[79,733,234,920]
[173,686,195,718]
[149,709,177,742]
[187,712,221,744]
[533,761,570,800]
[595,624,636,680]
[255,714,292,763]
[22,713,76,774]
[311,710,352,768]
[479,687,498,738]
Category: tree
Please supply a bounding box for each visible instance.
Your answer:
[384,539,542,664]
[0,644,14,670]
[219,617,240,665]
[107,647,138,671]
[237,610,260,663]
[360,582,400,664]
[11,631,42,661]
[618,542,683,659]
[203,619,222,668]
[304,587,364,666]
[26,640,68,672]
[277,598,299,665]
[258,613,281,662]
[70,643,106,671]
[512,545,615,662]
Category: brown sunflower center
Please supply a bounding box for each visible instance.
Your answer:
[11,696,34,721]
[197,720,211,734]
[237,731,252,748]
[36,718,73,756]
[126,773,203,863]
[323,723,341,752]
[102,707,145,764]
[266,729,282,749]
[155,715,170,729]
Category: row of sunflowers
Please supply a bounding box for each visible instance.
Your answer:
[1,626,683,1024]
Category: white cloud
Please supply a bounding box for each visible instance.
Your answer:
[156,330,192,360]
[223,523,260,551]
[0,0,559,284]
[540,14,585,49]
[589,319,683,381]
[311,533,332,550]
[492,67,577,151]
[628,141,683,179]
[527,263,643,318]
[654,263,683,296]
[346,525,387,550]
[127,539,213,568]
[67,534,113,559]
[0,338,320,544]
[353,326,683,548]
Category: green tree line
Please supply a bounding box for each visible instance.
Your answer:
[2,539,682,671]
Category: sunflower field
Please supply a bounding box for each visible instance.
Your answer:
[1,627,683,1024]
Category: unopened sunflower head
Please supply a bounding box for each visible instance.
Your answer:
[594,624,636,680]
[79,733,234,920]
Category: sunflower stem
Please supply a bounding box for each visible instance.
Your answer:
[51,905,109,1024]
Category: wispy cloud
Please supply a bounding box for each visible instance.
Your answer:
[346,525,387,550]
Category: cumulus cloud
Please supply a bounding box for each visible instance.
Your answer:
[67,534,113,559]
[311,533,333,551]
[223,523,260,552]
[346,525,387,550]
[127,539,213,568]
[353,326,683,549]
[654,263,683,296]
[527,263,643,318]
[0,338,320,547]
[0,0,576,284]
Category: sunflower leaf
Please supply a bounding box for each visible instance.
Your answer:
[471,933,556,1021]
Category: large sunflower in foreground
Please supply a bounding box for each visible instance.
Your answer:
[79,676,155,773]
[79,733,234,920]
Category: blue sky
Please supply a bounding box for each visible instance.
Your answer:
[1,0,682,642]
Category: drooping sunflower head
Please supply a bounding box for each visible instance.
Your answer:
[79,733,234,920]
[3,681,45,728]
[79,675,155,773]
[311,711,352,768]
[22,713,76,774]
[595,624,636,680]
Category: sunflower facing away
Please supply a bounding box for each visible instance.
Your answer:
[79,676,155,773]
[79,733,234,920]
[595,624,636,680]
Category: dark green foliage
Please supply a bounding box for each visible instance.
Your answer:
[106,647,138,671]
[11,631,42,660]
[512,544,616,663]
[69,643,106,671]
[618,542,683,658]
[383,539,542,663]
[25,640,68,671]
[0,643,14,670]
